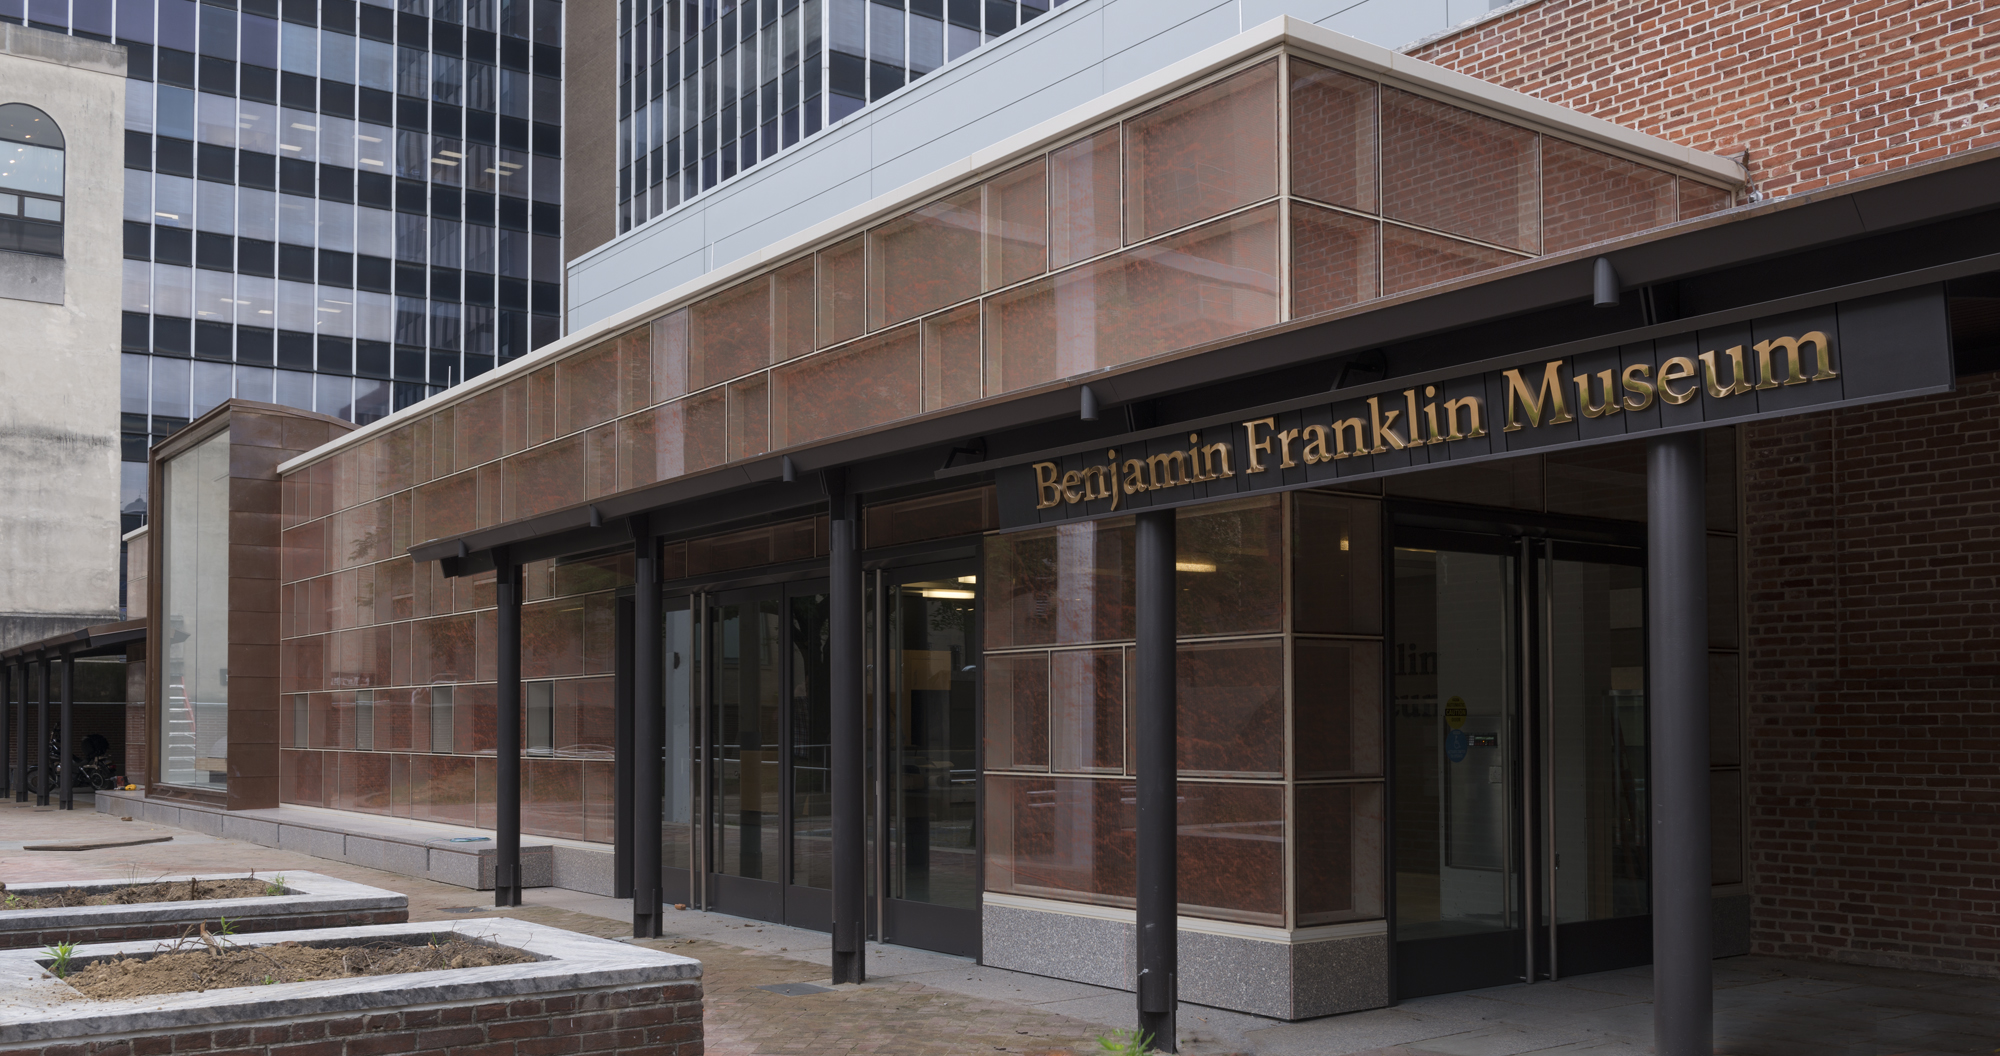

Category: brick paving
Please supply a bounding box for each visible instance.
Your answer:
[1,801,1231,1056]
[15,799,1988,1054]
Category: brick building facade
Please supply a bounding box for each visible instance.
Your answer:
[1416,0,2000,980]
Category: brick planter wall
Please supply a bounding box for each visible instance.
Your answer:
[0,919,703,1056]
[0,982,704,1056]
[0,872,407,950]
[1740,373,2000,977]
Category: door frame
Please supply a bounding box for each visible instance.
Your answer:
[873,557,984,958]
[683,578,835,929]
[1384,501,1649,1000]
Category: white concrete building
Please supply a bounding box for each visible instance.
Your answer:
[0,23,127,648]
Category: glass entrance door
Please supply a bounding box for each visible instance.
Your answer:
[704,581,832,928]
[1544,543,1650,978]
[878,561,981,956]
[1392,525,1649,998]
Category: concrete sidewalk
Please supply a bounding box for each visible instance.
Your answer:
[4,800,1993,1055]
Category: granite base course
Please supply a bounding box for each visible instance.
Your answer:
[0,918,704,1056]
[0,871,407,949]
[97,790,557,891]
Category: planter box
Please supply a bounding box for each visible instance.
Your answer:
[0,872,407,949]
[0,918,703,1056]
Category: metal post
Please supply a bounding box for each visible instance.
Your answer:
[614,594,636,900]
[494,550,524,907]
[12,663,24,802]
[828,469,866,985]
[632,515,664,938]
[1134,509,1177,1052]
[59,651,74,810]
[36,656,50,807]
[1,664,12,800]
[1648,433,1712,1056]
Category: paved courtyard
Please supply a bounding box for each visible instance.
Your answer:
[3,798,1994,1055]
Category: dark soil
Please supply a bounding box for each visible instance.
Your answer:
[2,877,276,909]
[62,936,537,998]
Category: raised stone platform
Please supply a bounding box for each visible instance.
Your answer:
[0,918,703,1055]
[93,790,623,893]
[0,871,406,949]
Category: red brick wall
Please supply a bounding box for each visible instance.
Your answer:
[1740,373,2000,976]
[0,982,703,1056]
[1410,0,2000,199]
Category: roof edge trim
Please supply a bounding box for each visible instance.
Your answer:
[280,14,1744,476]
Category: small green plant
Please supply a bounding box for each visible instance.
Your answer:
[262,975,277,985]
[262,874,287,897]
[1096,1028,1156,1055]
[3,892,21,910]
[214,916,238,937]
[41,941,77,980]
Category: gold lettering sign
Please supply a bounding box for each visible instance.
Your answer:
[1030,333,1835,511]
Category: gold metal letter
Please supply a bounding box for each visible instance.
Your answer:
[1146,450,1191,490]
[1302,425,1333,464]
[1699,346,1755,398]
[1368,397,1408,453]
[1503,361,1575,432]
[1442,397,1486,440]
[1123,459,1148,495]
[1277,429,1302,468]
[1332,418,1366,458]
[1060,470,1084,504]
[1242,417,1277,473]
[1658,356,1699,405]
[1200,442,1234,480]
[1802,330,1837,380]
[1034,462,1062,509]
[1575,369,1621,419]
[1621,363,1656,412]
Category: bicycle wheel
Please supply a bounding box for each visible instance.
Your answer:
[25,767,46,796]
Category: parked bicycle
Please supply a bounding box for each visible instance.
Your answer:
[25,731,120,795]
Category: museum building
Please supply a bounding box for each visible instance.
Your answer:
[14,4,1997,1033]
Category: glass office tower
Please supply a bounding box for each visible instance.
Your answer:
[0,0,565,544]
[616,0,1071,232]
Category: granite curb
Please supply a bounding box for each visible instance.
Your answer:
[0,871,406,936]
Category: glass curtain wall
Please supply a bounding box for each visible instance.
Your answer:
[983,492,1385,929]
[277,534,628,840]
[616,0,1077,234]
[83,0,565,559]
[159,428,234,789]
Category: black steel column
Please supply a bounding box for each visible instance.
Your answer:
[1648,433,1712,1056]
[614,594,636,900]
[36,655,50,807]
[58,651,74,810]
[12,663,24,802]
[2,664,12,800]
[828,469,865,985]
[1134,509,1177,1052]
[495,550,524,907]
[632,515,664,938]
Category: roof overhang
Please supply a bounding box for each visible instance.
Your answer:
[0,619,146,663]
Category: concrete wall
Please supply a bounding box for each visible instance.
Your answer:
[565,0,1511,331]
[0,24,127,650]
